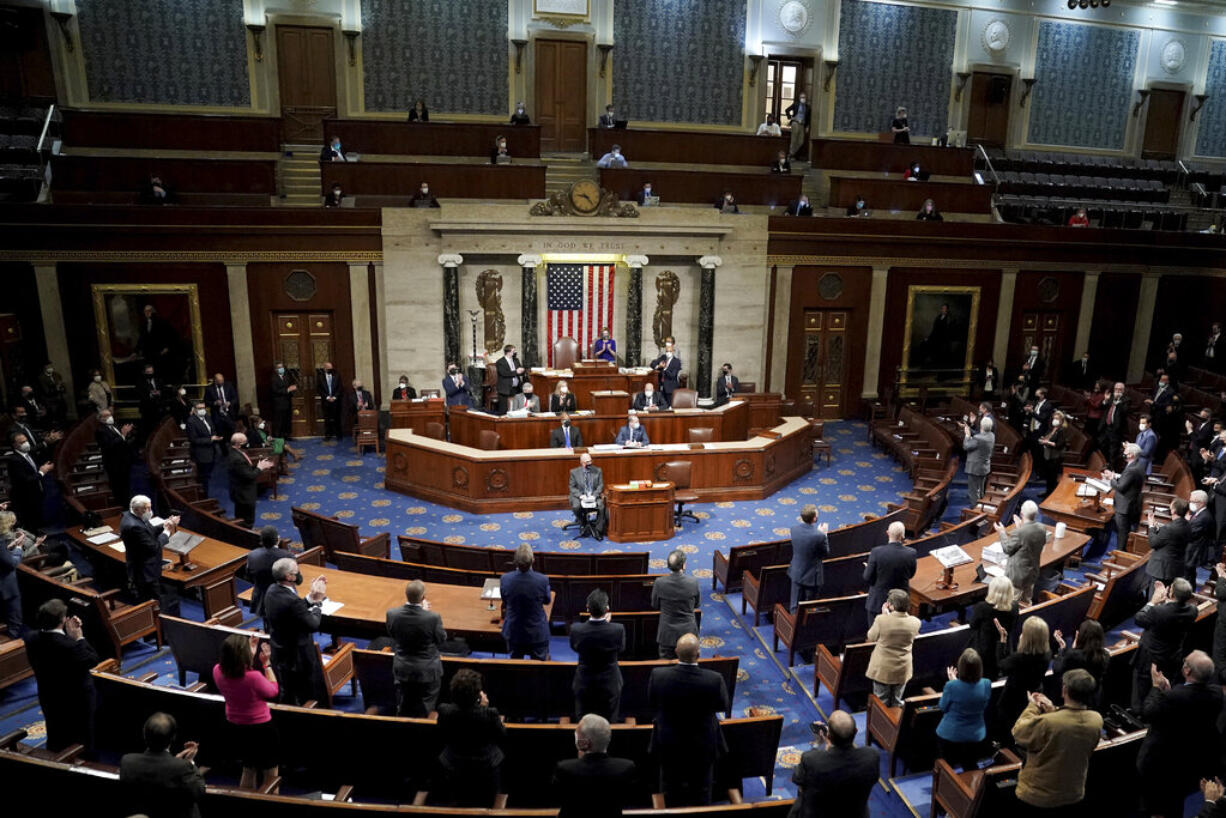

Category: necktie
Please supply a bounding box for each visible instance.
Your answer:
[585,470,591,494]
[1107,403,1116,424]
[327,373,333,393]
[202,418,211,434]
[23,453,36,472]
[564,428,571,447]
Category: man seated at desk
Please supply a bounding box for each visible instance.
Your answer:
[596,144,628,169]
[551,413,584,449]
[614,413,650,448]
[636,182,658,207]
[508,382,541,414]
[568,453,607,540]
[633,383,668,412]
[411,182,440,208]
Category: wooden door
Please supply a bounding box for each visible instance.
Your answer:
[1141,89,1184,160]
[1018,312,1062,384]
[271,312,335,437]
[534,39,587,153]
[967,72,1011,147]
[798,310,849,419]
[276,25,337,144]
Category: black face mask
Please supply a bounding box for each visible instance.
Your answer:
[562,420,571,428]
[448,368,459,375]
[293,573,304,586]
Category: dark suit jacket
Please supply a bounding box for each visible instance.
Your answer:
[788,522,830,588]
[119,510,170,586]
[551,425,585,450]
[437,703,506,768]
[500,568,551,646]
[713,374,740,407]
[568,464,603,509]
[343,388,374,422]
[651,572,700,648]
[391,386,417,400]
[136,376,163,412]
[24,629,99,750]
[10,421,49,462]
[5,451,43,528]
[771,159,792,174]
[204,382,238,421]
[247,545,292,617]
[783,100,810,127]
[270,372,295,410]
[227,447,261,506]
[614,424,650,446]
[1189,508,1215,568]
[650,354,682,392]
[1138,681,1224,779]
[569,618,625,694]
[863,543,917,614]
[119,749,206,818]
[96,423,135,479]
[495,355,524,397]
[1068,359,1094,390]
[632,391,668,411]
[1137,600,1197,672]
[648,663,729,759]
[320,145,345,162]
[264,582,323,674]
[790,744,881,818]
[549,392,577,413]
[1147,517,1189,580]
[1102,398,1130,439]
[316,369,343,403]
[185,414,219,464]
[553,753,637,818]
[443,374,474,407]
[387,603,447,682]
[598,113,616,128]
[1110,459,1146,517]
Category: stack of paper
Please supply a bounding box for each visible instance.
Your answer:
[87,532,120,546]
[981,542,1007,566]
[931,545,974,569]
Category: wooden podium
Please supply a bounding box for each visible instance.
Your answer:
[591,390,630,416]
[607,482,675,543]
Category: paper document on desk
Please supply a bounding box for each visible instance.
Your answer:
[1075,484,1098,497]
[108,541,126,553]
[481,578,501,600]
[981,542,1007,566]
[591,444,622,451]
[320,600,344,616]
[87,532,120,546]
[1085,477,1111,493]
[931,545,974,569]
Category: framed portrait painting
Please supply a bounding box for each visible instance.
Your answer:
[91,284,206,391]
[900,285,980,393]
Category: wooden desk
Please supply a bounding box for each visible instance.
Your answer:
[324,119,541,159]
[385,417,815,513]
[529,368,655,410]
[448,401,749,449]
[321,161,546,200]
[589,127,790,166]
[388,398,447,432]
[1039,469,1115,534]
[599,167,803,207]
[66,516,250,591]
[910,525,1091,611]
[608,483,675,543]
[740,392,783,431]
[62,110,282,152]
[828,175,993,214]
[51,155,278,196]
[811,138,976,176]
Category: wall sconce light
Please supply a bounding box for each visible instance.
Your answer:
[511,39,528,74]
[1191,93,1209,122]
[247,23,266,63]
[343,30,360,67]
[597,44,614,78]
[747,54,764,87]
[49,11,74,52]
[823,59,840,92]
[954,72,972,102]
[1019,77,1037,107]
[1132,89,1151,118]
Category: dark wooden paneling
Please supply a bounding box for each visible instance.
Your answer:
[321,161,546,199]
[536,39,587,153]
[61,110,282,152]
[828,176,993,214]
[589,128,791,166]
[785,266,871,415]
[1007,271,1084,382]
[1088,273,1141,383]
[811,139,976,176]
[51,156,278,195]
[1149,275,1226,372]
[966,73,1011,148]
[878,268,1002,392]
[0,262,47,397]
[599,167,802,207]
[0,6,56,100]
[322,119,541,159]
[1141,89,1184,161]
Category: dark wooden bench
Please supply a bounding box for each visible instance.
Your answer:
[53,413,122,522]
[399,535,649,575]
[16,563,159,659]
[576,609,702,660]
[771,593,869,666]
[292,505,391,562]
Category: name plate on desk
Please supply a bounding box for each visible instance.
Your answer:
[628,480,655,489]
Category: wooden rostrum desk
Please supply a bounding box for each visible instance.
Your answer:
[607,482,675,543]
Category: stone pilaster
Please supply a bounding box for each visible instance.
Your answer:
[33,263,75,418]
[1074,272,1100,359]
[518,254,541,368]
[696,256,722,399]
[438,254,463,369]
[1128,272,1162,383]
[225,263,257,411]
[993,268,1018,368]
[624,255,648,367]
[861,266,890,398]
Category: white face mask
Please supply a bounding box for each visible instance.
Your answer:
[258,422,266,429]
[93,375,102,383]
[560,386,568,393]
[141,510,152,522]
[179,389,186,396]
[400,381,408,388]
[103,416,114,425]
[644,389,653,397]
[629,421,639,429]
[196,409,207,417]
[17,442,30,454]
[1139,424,1148,431]
[1052,419,1061,426]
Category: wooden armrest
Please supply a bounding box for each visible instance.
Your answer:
[0,729,27,750]
[301,700,319,709]
[1119,630,1142,643]
[136,672,159,684]
[51,744,86,764]
[652,793,667,809]
[260,776,282,795]
[185,682,208,693]
[334,785,353,802]
[96,587,121,600]
[68,577,97,588]
[1083,572,1109,585]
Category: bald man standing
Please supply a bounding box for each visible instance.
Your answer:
[863,522,916,617]
[791,710,880,818]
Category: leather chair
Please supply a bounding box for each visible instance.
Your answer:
[688,427,714,444]
[660,460,700,527]
[553,336,579,370]
[425,421,446,440]
[353,409,380,455]
[671,388,699,409]
[737,381,756,394]
[478,430,501,451]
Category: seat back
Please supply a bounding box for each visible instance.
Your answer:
[425,421,446,440]
[671,388,698,408]
[736,381,756,393]
[478,429,501,450]
[660,460,693,490]
[553,336,579,369]
[688,427,715,443]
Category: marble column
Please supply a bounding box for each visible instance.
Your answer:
[33,263,76,418]
[769,265,793,394]
[1073,271,1100,359]
[993,268,1018,368]
[225,264,257,412]
[518,254,541,368]
[861,266,890,398]
[1127,272,1162,383]
[439,254,463,369]
[349,263,375,399]
[624,255,648,367]
[696,256,722,399]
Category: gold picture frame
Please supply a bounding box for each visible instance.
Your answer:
[91,283,207,390]
[900,284,980,396]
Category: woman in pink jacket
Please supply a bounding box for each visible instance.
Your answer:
[213,632,280,789]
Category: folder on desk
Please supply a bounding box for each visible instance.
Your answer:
[481,578,501,601]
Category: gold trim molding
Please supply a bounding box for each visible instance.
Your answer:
[766,254,1164,275]
[0,251,383,263]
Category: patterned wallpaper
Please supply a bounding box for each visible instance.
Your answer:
[612,0,747,125]
[77,0,251,107]
[832,0,956,136]
[361,0,508,114]
[1027,21,1138,150]
[1195,40,1226,157]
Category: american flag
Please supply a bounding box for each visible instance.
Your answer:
[546,263,615,366]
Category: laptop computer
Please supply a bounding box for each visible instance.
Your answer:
[641,195,660,207]
[613,119,628,129]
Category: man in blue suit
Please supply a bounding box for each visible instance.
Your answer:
[650,341,682,405]
[614,413,650,448]
[1136,414,1158,475]
[442,363,475,408]
[501,544,551,660]
[862,521,917,616]
[788,504,829,611]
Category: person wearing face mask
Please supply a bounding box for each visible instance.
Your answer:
[713,363,740,407]
[596,144,628,169]
[408,98,430,123]
[442,363,474,408]
[592,328,617,364]
[714,191,740,214]
[1186,408,1215,482]
[1020,344,1045,386]
[169,386,192,427]
[1103,443,1146,552]
[1146,499,1190,592]
[319,135,346,163]
[649,341,682,405]
[264,557,328,705]
[344,379,374,434]
[119,495,181,615]
[1037,410,1068,497]
[228,433,275,529]
[636,182,658,207]
[490,135,511,164]
[186,401,224,491]
[315,361,343,440]
[135,364,164,443]
[411,181,440,208]
[95,408,137,505]
[5,432,54,531]
[550,412,585,449]
[756,112,782,137]
[633,382,667,412]
[509,102,530,126]
[550,381,577,414]
[845,195,870,217]
[568,453,606,540]
[614,412,650,448]
[391,375,417,401]
[890,106,911,144]
[785,195,813,217]
[204,372,239,436]
[784,91,811,160]
[10,406,61,461]
[86,369,112,414]
[1185,491,1215,582]
[269,361,297,441]
[495,345,525,415]
[1135,413,1158,475]
[598,103,618,129]
[1098,382,1129,469]
[770,150,791,174]
[36,363,68,424]
[508,382,541,414]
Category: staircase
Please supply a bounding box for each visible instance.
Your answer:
[279,144,323,207]
[543,153,594,196]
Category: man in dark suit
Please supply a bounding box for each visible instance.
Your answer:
[203,373,238,436]
[614,413,650,447]
[269,361,297,440]
[650,341,682,405]
[632,383,668,411]
[1146,499,1190,589]
[1099,382,1129,468]
[343,379,374,437]
[500,544,551,660]
[649,633,729,807]
[1068,352,1094,391]
[24,598,99,753]
[598,103,618,128]
[135,363,164,442]
[320,135,346,162]
[1132,578,1198,709]
[119,712,205,818]
[1024,387,1054,459]
[1205,322,1224,370]
[1137,650,1223,818]
[120,495,181,615]
[387,579,447,717]
[551,413,585,449]
[443,363,474,408]
[185,401,222,491]
[1019,343,1045,386]
[1187,408,1215,481]
[6,431,52,531]
[635,182,657,205]
[788,504,830,611]
[495,345,525,415]
[553,714,637,818]
[96,408,137,505]
[863,521,917,616]
[785,196,814,217]
[246,526,291,624]
[712,363,740,407]
[791,710,880,818]
[651,550,700,659]
[227,432,273,528]
[16,384,48,428]
[9,405,61,462]
[569,589,625,721]
[36,363,68,424]
[316,362,342,440]
[568,452,606,539]
[1186,491,1216,579]
[1104,442,1146,551]
[264,556,328,704]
